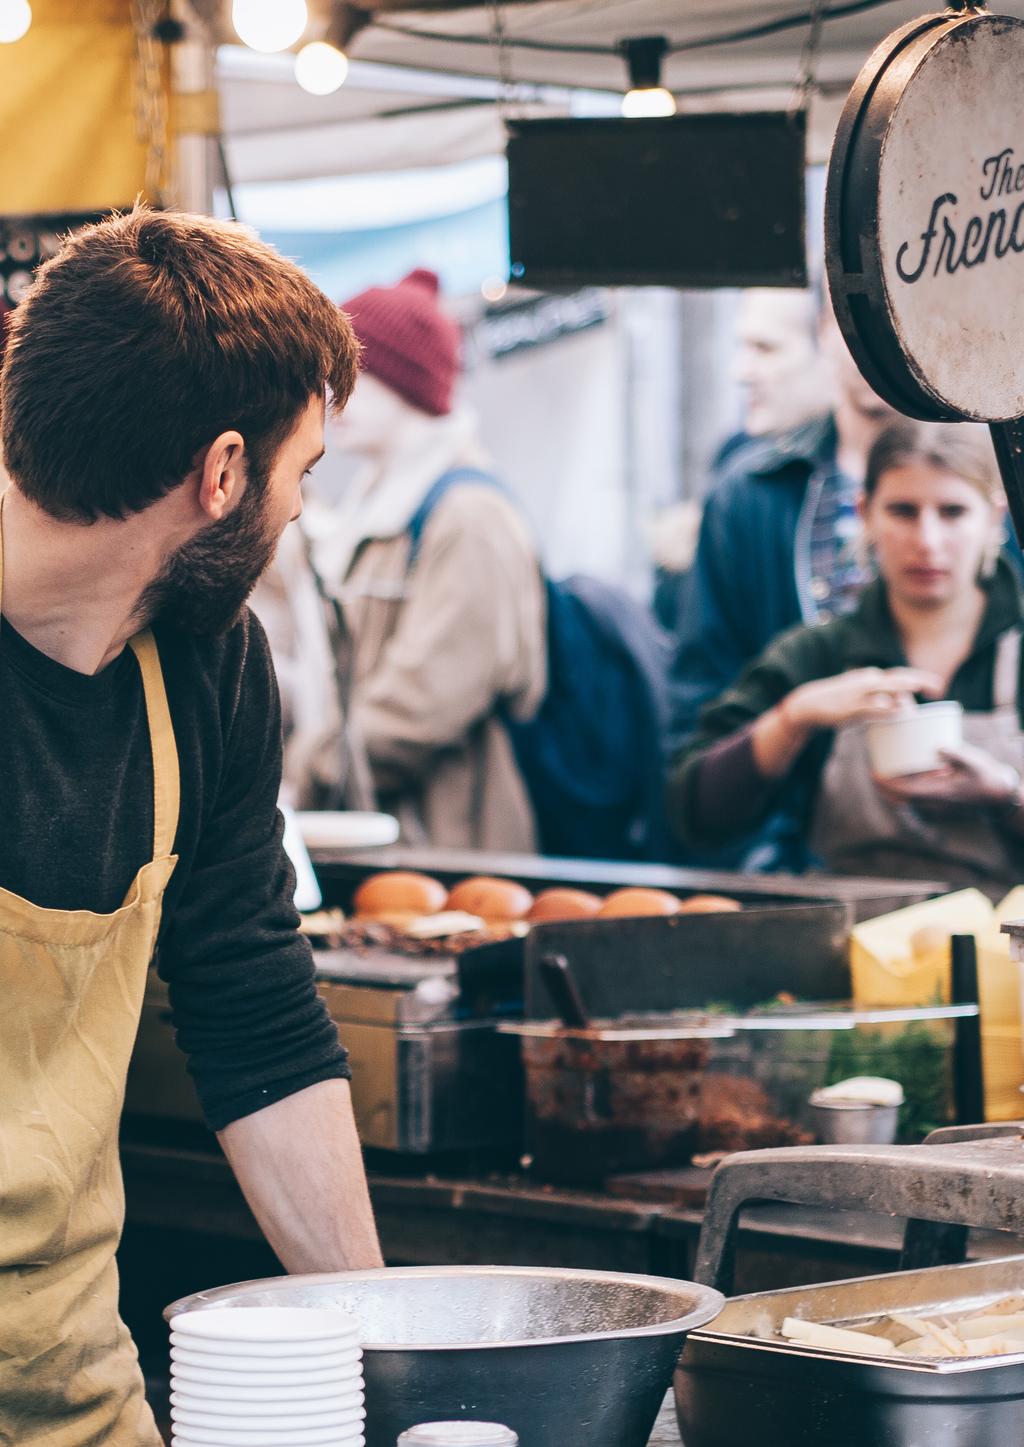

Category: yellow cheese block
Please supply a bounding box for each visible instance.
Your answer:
[980,1027,1024,1120]
[851,889,1024,1120]
[850,889,993,1007]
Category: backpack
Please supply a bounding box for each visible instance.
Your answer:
[408,469,675,861]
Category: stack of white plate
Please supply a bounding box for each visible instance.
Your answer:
[168,1306,364,1447]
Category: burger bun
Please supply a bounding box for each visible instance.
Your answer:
[596,887,682,919]
[354,871,447,920]
[446,876,534,923]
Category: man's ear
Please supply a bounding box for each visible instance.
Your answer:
[198,430,246,522]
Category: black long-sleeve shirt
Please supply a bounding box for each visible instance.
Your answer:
[0,607,349,1131]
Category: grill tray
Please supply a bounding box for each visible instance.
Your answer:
[676,1255,1024,1447]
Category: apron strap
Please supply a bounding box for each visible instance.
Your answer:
[128,631,180,861]
[0,490,179,862]
[993,628,1022,712]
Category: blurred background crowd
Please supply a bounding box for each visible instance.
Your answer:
[247,248,1024,901]
[3,0,1023,904]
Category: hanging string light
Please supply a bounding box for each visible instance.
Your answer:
[232,0,307,54]
[619,36,677,118]
[0,0,32,45]
[293,3,369,97]
[295,39,348,95]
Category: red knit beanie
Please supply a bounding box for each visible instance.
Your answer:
[340,268,461,417]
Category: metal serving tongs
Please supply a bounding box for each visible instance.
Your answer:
[501,953,735,1041]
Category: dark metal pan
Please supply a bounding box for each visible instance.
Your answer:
[524,902,853,1020]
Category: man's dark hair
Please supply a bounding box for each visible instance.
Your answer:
[0,206,359,521]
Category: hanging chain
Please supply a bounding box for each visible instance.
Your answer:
[791,0,826,116]
[486,0,518,121]
[131,0,170,204]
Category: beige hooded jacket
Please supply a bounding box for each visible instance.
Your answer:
[311,415,547,852]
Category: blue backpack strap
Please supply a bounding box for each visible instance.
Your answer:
[407,467,503,567]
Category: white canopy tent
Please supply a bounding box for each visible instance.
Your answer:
[215,0,1024,181]
[210,0,1024,583]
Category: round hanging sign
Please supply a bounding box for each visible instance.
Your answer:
[827,9,1024,423]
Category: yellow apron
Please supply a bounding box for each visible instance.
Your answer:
[0,493,176,1446]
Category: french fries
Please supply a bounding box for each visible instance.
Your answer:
[957,1313,1024,1340]
[780,1318,898,1355]
[777,1297,1024,1360]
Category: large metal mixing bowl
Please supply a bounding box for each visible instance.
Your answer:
[166,1265,723,1447]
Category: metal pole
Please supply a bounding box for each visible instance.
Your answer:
[951,933,985,1126]
[171,0,218,214]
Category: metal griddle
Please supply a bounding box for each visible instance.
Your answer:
[677,1127,1024,1446]
[677,1253,1024,1447]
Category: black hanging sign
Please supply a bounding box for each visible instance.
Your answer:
[507,114,807,289]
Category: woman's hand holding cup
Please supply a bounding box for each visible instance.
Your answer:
[874,741,1024,813]
[754,667,943,780]
[780,667,943,734]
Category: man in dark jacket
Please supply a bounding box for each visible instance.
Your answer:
[667,319,896,866]
[653,288,830,635]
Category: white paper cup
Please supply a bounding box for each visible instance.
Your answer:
[170,1332,357,1359]
[171,1405,366,1432]
[171,1390,363,1413]
[169,1422,361,1447]
[171,1390,364,1416]
[170,1359,361,1389]
[171,1436,364,1447]
[170,1307,359,1344]
[865,701,964,778]
[169,1377,363,1405]
[170,1343,360,1370]
[171,1437,364,1447]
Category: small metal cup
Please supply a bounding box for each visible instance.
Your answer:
[808,1100,900,1146]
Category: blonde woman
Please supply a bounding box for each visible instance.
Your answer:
[668,420,1024,894]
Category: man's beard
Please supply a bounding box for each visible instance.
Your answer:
[139,474,278,636]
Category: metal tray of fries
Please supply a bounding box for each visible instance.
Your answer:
[675,1255,1024,1447]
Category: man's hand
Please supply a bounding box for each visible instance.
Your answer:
[217,1079,384,1274]
[873,743,1023,814]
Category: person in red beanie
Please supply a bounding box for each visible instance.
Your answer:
[308,268,547,850]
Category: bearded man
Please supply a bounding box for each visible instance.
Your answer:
[0,206,381,1445]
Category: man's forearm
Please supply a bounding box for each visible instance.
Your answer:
[217,1079,384,1273]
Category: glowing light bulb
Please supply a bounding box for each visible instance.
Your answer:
[295,40,348,95]
[621,86,676,119]
[0,0,32,44]
[232,0,307,53]
[481,277,508,303]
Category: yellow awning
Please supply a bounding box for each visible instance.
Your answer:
[0,0,168,215]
